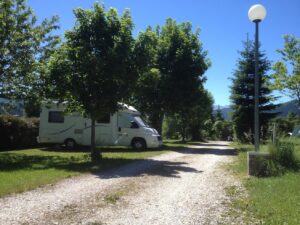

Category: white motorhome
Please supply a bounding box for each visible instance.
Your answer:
[37,102,162,149]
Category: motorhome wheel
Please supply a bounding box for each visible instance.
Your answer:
[132,138,146,150]
[65,139,76,150]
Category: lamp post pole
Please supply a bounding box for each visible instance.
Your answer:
[254,20,260,152]
[248,4,266,152]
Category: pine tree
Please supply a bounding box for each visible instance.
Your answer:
[215,106,224,121]
[230,39,277,143]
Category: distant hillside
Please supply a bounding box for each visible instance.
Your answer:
[274,100,300,117]
[213,106,233,120]
[214,100,299,120]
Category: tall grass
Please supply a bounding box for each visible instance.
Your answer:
[229,138,300,224]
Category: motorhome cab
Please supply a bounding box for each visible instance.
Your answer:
[37,102,163,149]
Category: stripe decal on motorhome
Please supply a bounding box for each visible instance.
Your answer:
[47,123,76,135]
[83,125,108,130]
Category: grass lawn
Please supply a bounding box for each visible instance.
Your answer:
[229,138,300,224]
[0,146,167,198]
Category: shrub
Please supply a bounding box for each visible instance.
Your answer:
[269,141,299,171]
[255,158,285,177]
[0,115,39,149]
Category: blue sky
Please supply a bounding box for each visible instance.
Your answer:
[27,0,300,106]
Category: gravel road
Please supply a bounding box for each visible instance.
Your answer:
[0,141,243,225]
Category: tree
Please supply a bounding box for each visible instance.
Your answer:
[188,89,214,141]
[214,106,224,121]
[47,4,136,161]
[230,39,277,143]
[0,0,60,115]
[158,19,210,116]
[271,34,300,108]
[212,120,233,141]
[162,88,214,141]
[134,19,210,135]
[132,28,164,133]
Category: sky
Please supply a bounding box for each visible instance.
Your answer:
[27,0,300,106]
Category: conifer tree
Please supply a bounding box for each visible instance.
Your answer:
[230,39,277,143]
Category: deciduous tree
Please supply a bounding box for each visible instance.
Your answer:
[271,34,300,108]
[133,19,210,135]
[47,4,136,161]
[0,0,59,116]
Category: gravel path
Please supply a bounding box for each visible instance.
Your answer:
[0,141,242,225]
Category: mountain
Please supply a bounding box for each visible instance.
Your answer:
[214,100,299,120]
[213,105,233,120]
[273,100,300,117]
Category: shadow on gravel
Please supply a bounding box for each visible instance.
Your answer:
[163,141,231,147]
[190,142,232,147]
[163,146,237,156]
[41,146,160,153]
[0,143,232,180]
[0,153,202,178]
[97,160,203,179]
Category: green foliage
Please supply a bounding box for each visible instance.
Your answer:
[0,0,60,110]
[212,120,233,141]
[162,89,214,141]
[132,28,164,133]
[271,34,300,107]
[229,140,300,224]
[188,90,214,141]
[247,142,298,177]
[48,4,136,117]
[162,115,181,139]
[254,158,284,177]
[214,106,224,121]
[132,19,210,134]
[230,39,277,143]
[0,115,39,149]
[269,141,299,171]
[158,19,210,115]
[47,4,136,160]
[270,113,300,138]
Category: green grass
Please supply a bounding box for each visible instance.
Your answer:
[228,138,300,224]
[0,146,167,198]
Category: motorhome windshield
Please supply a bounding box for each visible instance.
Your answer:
[134,116,149,127]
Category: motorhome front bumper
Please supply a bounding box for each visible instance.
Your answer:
[147,135,163,148]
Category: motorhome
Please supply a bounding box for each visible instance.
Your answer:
[37,102,162,149]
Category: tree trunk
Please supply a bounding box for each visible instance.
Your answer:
[91,118,101,162]
[181,124,186,142]
[190,125,201,141]
[149,112,164,135]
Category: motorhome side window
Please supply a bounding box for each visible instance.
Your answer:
[96,114,110,124]
[118,112,132,128]
[48,111,64,123]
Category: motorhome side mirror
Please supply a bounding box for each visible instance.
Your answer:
[118,127,121,132]
[130,121,139,129]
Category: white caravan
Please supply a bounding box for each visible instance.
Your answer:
[37,102,162,149]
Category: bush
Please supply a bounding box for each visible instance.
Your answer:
[255,158,285,177]
[253,141,299,177]
[269,141,299,171]
[0,115,39,149]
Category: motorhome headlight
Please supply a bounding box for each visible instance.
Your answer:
[145,130,154,136]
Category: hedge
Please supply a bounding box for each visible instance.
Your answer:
[0,115,39,149]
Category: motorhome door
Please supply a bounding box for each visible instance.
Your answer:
[116,112,137,146]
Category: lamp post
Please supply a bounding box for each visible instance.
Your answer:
[248,4,267,152]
